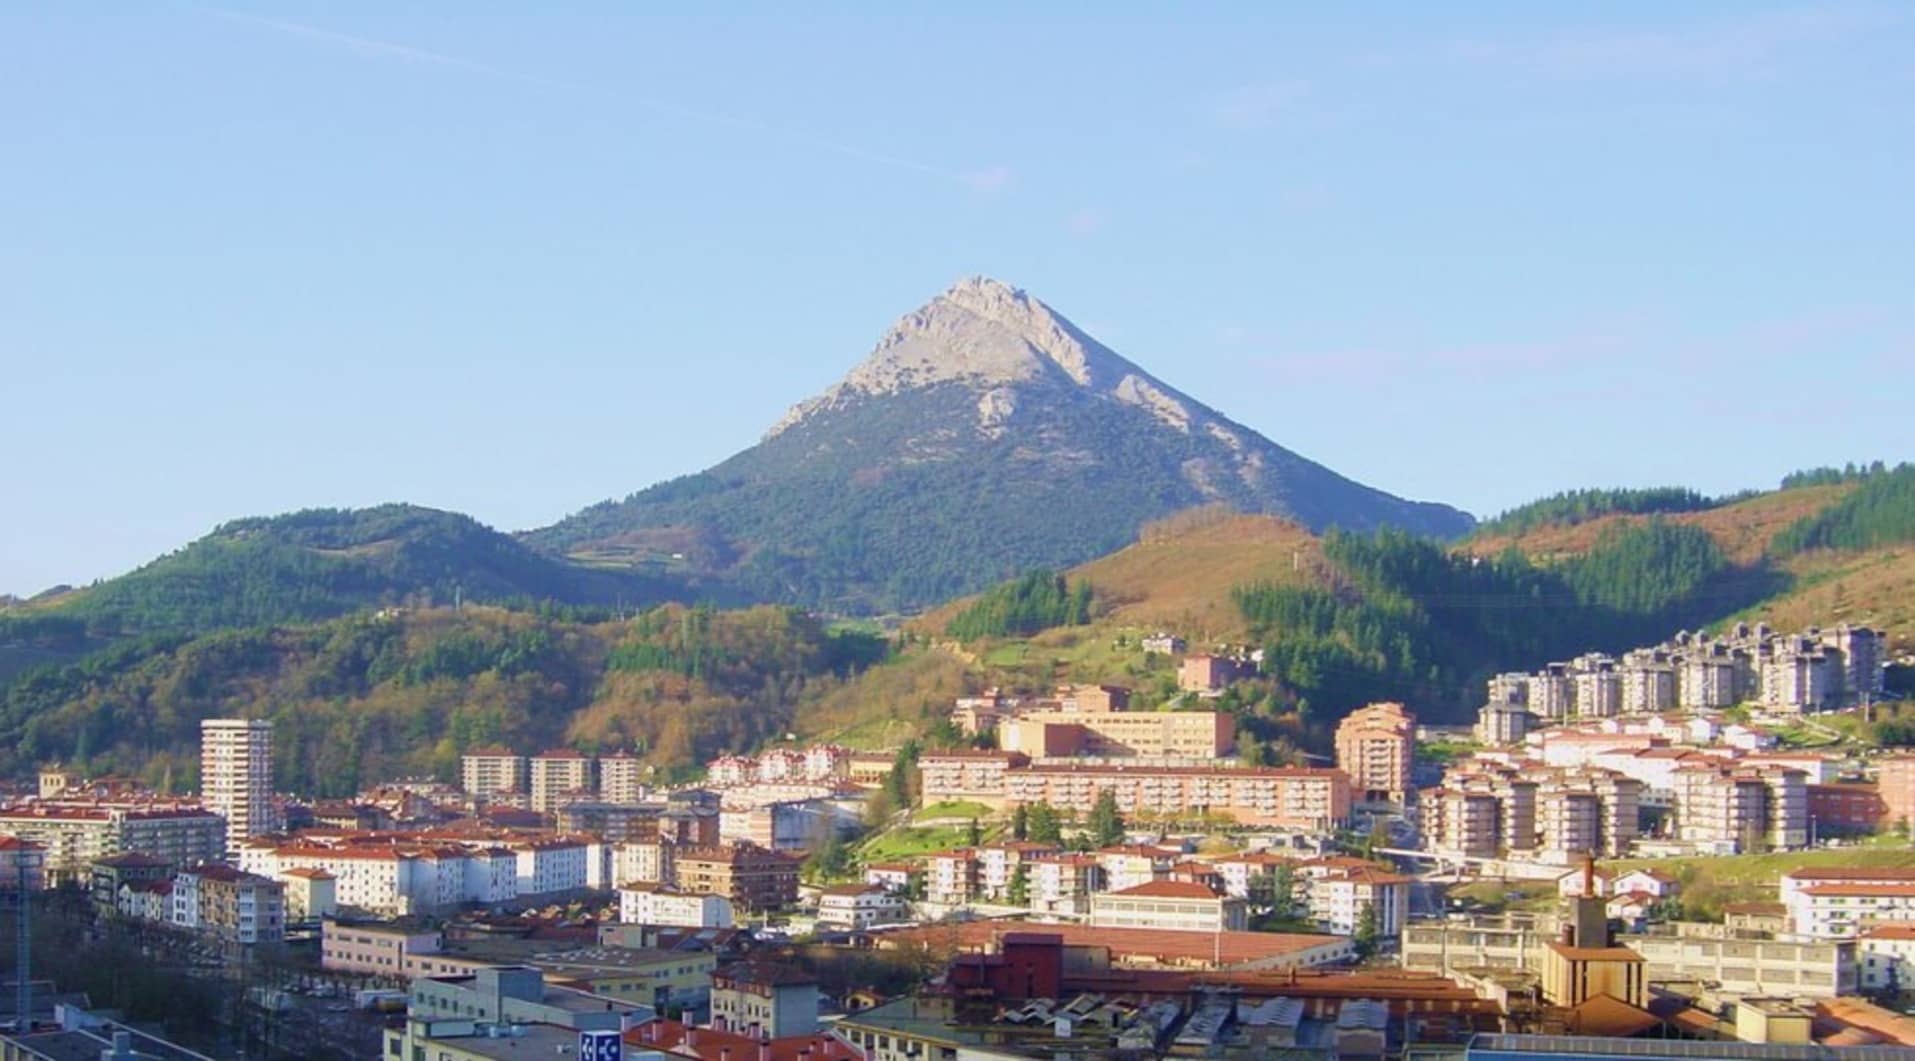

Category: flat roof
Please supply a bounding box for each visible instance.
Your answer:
[1466,1033,1911,1059]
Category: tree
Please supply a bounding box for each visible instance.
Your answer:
[1006,864,1031,907]
[1089,788,1125,847]
[1353,901,1380,960]
[1027,802,1062,845]
[803,828,851,883]
[966,817,982,847]
[1269,863,1297,917]
[1011,803,1029,842]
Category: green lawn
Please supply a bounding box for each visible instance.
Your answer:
[857,823,984,863]
[915,801,997,821]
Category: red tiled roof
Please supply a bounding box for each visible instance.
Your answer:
[1108,880,1224,900]
[1800,883,1915,897]
[1786,867,1915,882]
[880,921,1345,968]
[623,1019,858,1061]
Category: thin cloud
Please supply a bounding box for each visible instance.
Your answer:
[1444,6,1894,79]
[1065,208,1105,237]
[202,8,999,189]
[1209,81,1311,130]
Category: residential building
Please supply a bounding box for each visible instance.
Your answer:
[460,747,528,799]
[1476,702,1534,746]
[90,852,172,912]
[190,863,286,944]
[597,751,646,804]
[1304,866,1410,944]
[1090,880,1248,933]
[915,751,1029,805]
[1002,763,1351,829]
[1809,781,1888,836]
[1860,923,1915,992]
[923,849,979,906]
[974,841,1057,901]
[280,866,336,921]
[1026,854,1104,916]
[1787,880,1915,939]
[1880,754,1915,831]
[1334,701,1415,805]
[0,835,47,892]
[200,718,273,846]
[816,885,907,931]
[671,842,797,913]
[529,749,594,813]
[617,882,734,929]
[862,861,915,894]
[710,962,818,1038]
[1178,654,1249,693]
[1094,844,1177,892]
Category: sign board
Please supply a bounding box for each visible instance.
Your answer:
[579,1029,622,1061]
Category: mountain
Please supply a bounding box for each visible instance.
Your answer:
[532,277,1474,612]
[38,504,704,637]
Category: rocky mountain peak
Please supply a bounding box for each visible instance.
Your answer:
[765,277,1193,440]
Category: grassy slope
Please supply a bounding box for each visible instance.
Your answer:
[1608,847,1915,917]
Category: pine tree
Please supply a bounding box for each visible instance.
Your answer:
[1028,802,1062,844]
[1007,864,1030,907]
[1089,788,1125,847]
[1011,803,1029,842]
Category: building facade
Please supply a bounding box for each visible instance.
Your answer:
[201,718,273,846]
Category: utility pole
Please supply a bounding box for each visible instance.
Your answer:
[14,854,29,1030]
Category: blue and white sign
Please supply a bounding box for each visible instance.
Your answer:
[579,1029,622,1061]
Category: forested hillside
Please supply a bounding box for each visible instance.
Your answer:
[35,505,702,638]
[0,604,894,794]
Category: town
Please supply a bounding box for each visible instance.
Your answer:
[0,620,1911,1060]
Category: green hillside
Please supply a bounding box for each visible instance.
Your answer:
[36,504,705,637]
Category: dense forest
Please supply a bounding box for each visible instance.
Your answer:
[945,570,1093,640]
[1232,521,1773,722]
[1472,487,1718,537]
[1771,463,1914,554]
[0,604,893,795]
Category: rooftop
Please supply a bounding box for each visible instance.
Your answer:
[879,920,1345,969]
[1105,880,1225,900]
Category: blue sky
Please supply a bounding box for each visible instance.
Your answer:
[3,3,1911,595]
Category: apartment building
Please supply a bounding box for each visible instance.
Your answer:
[710,962,819,1039]
[201,718,273,846]
[974,842,1057,901]
[529,749,595,813]
[191,863,286,944]
[1787,881,1915,939]
[1334,702,1415,805]
[0,803,226,884]
[1026,854,1105,916]
[1095,844,1178,892]
[1090,880,1248,933]
[1002,764,1351,829]
[616,882,734,929]
[1305,866,1410,943]
[1673,764,1807,851]
[1880,755,1915,831]
[1476,702,1535,746]
[596,752,646,804]
[1859,924,1915,992]
[916,751,1029,805]
[816,885,907,931]
[1571,658,1622,719]
[1536,771,1639,862]
[460,747,527,798]
[670,842,798,913]
[923,849,979,907]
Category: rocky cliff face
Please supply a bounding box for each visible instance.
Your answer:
[531,278,1474,611]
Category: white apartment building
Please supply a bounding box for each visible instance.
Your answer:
[815,885,906,931]
[514,838,592,895]
[618,881,734,929]
[1787,880,1915,939]
[201,718,273,846]
[460,748,528,798]
[0,805,226,883]
[1860,924,1915,991]
[1305,867,1410,943]
[529,750,595,813]
[1027,855,1104,917]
